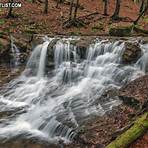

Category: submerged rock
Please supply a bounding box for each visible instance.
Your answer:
[122,42,142,64]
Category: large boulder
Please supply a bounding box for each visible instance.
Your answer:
[119,75,148,109]
[122,42,142,64]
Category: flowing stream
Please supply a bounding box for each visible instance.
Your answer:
[0,37,147,143]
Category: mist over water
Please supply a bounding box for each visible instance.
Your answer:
[0,37,147,143]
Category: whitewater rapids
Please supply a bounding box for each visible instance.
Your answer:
[0,37,147,143]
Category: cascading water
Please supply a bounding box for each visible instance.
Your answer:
[10,36,21,67]
[0,37,147,144]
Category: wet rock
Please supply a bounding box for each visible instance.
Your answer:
[75,37,93,59]
[19,53,28,63]
[0,37,10,63]
[133,26,148,36]
[76,40,88,59]
[140,37,148,44]
[119,96,141,109]
[119,75,148,109]
[122,42,142,64]
[0,34,33,65]
[46,39,59,71]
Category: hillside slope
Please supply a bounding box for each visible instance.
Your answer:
[0,0,147,35]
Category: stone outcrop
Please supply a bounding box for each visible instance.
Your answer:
[0,37,10,63]
[0,34,32,64]
[119,75,148,109]
[109,26,132,37]
[75,37,92,59]
[122,42,142,64]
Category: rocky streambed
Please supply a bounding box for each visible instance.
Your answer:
[0,35,148,148]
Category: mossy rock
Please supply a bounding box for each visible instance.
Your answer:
[109,26,132,37]
[0,38,9,53]
[0,40,3,51]
[134,25,148,35]
[106,113,148,148]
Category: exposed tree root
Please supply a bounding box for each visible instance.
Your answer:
[63,18,85,28]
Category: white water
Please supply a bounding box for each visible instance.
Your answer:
[0,38,148,143]
[10,36,20,67]
[37,41,50,78]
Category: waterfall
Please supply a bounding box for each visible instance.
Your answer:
[24,38,52,77]
[37,41,50,78]
[10,36,20,67]
[136,43,148,73]
[0,37,147,144]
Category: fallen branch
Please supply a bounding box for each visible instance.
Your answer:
[63,18,85,28]
[106,112,148,148]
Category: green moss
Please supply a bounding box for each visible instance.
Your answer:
[143,17,148,22]
[0,40,3,51]
[134,25,148,34]
[106,113,148,148]
[69,31,81,36]
[109,26,132,37]
[92,22,104,32]
[0,19,5,25]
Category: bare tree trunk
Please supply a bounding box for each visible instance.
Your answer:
[74,0,79,19]
[140,0,144,13]
[56,0,64,8]
[134,1,148,25]
[44,0,48,14]
[7,0,14,18]
[103,0,108,15]
[111,0,121,20]
[69,0,74,20]
[56,0,60,8]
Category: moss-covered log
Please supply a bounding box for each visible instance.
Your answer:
[106,112,148,148]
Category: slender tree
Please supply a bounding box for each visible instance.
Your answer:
[69,0,74,20]
[64,0,84,27]
[56,0,64,8]
[74,0,79,19]
[140,0,145,13]
[7,0,14,18]
[103,0,108,15]
[44,0,48,14]
[134,0,148,24]
[111,0,121,20]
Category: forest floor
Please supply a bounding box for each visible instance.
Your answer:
[0,0,148,36]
